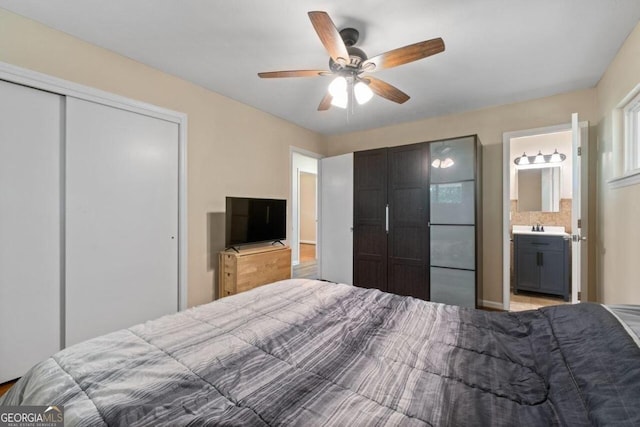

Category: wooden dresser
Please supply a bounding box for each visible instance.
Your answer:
[218,245,292,298]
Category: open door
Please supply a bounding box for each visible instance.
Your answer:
[571,113,589,303]
[319,153,353,284]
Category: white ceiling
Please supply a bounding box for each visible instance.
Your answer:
[1,0,639,135]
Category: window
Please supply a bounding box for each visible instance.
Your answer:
[610,86,640,188]
[623,89,640,173]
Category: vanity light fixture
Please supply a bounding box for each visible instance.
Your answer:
[549,149,563,163]
[518,152,530,165]
[514,149,567,166]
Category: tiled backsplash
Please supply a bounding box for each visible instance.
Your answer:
[510,199,572,234]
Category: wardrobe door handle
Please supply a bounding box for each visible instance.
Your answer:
[385,204,389,233]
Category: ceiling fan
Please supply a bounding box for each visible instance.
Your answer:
[258,11,445,111]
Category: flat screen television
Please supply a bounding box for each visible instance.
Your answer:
[225,197,286,248]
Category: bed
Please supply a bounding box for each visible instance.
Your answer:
[2,279,639,426]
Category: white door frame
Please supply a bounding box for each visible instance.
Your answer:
[0,61,189,310]
[289,147,322,271]
[502,120,588,310]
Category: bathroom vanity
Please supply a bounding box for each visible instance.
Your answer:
[513,226,570,301]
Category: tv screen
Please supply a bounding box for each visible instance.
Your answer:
[225,197,286,247]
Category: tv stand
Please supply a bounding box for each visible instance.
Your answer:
[218,245,291,298]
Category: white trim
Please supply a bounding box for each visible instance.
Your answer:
[608,170,640,189]
[502,121,588,311]
[289,146,323,277]
[622,87,640,175]
[480,300,504,310]
[0,61,184,124]
[0,61,189,311]
[289,146,324,160]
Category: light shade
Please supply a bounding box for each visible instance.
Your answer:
[354,81,373,105]
[440,157,455,168]
[534,150,545,164]
[330,93,347,109]
[518,152,530,165]
[328,76,347,98]
[431,159,441,168]
[550,149,562,163]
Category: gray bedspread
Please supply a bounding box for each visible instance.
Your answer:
[2,279,639,426]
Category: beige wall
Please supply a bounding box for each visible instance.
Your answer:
[326,90,598,305]
[0,9,326,307]
[595,23,640,304]
[4,6,636,307]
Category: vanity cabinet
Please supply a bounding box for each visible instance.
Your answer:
[513,234,570,301]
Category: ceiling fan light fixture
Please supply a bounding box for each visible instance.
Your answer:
[328,76,347,98]
[330,92,348,109]
[354,81,373,105]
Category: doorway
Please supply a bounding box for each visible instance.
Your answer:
[290,148,321,279]
[502,117,589,311]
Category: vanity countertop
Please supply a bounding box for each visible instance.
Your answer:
[512,225,570,237]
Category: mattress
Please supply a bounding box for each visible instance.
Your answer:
[2,279,639,426]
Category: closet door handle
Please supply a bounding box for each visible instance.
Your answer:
[385,204,389,233]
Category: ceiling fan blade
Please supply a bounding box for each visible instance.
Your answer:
[308,11,350,66]
[365,77,410,104]
[318,93,333,111]
[258,70,330,78]
[362,37,445,72]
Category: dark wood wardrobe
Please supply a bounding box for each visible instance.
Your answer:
[353,135,482,308]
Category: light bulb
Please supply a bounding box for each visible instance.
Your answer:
[534,150,545,164]
[354,81,373,104]
[330,92,347,109]
[431,158,441,168]
[441,158,455,168]
[328,76,347,98]
[518,153,529,165]
[550,149,562,163]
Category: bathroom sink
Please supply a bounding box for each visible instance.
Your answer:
[512,225,570,237]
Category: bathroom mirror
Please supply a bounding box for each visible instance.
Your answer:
[517,166,561,212]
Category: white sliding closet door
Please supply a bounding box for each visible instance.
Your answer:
[0,81,62,382]
[65,97,179,346]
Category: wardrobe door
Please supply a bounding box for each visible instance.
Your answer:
[429,136,480,308]
[65,98,179,346]
[387,143,429,300]
[353,148,387,291]
[0,81,62,382]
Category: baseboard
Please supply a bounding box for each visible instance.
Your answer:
[480,300,504,310]
[300,240,316,245]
